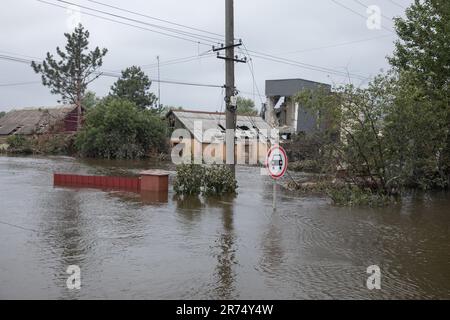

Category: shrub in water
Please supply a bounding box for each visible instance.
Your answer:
[174,164,238,196]
[203,165,238,196]
[6,135,32,154]
[173,164,204,196]
[327,184,394,207]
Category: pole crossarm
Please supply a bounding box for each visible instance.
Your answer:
[212,39,243,52]
[217,53,247,63]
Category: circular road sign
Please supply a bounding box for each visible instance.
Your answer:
[266,145,288,179]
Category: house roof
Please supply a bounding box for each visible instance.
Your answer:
[0,105,76,135]
[167,109,273,143]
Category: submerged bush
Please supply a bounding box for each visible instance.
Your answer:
[32,134,76,155]
[174,164,238,196]
[6,135,33,154]
[203,165,238,196]
[173,164,205,196]
[327,185,395,207]
[289,160,321,173]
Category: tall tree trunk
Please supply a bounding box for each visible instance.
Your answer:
[76,75,82,131]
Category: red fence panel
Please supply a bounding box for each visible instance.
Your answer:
[54,173,141,192]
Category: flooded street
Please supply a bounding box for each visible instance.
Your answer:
[0,155,449,299]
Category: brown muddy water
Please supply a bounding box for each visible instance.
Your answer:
[0,155,449,299]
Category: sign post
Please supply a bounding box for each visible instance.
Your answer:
[266,145,288,211]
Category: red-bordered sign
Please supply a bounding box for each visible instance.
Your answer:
[266,145,288,179]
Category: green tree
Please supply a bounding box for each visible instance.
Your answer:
[389,0,450,169]
[295,70,449,195]
[390,0,450,94]
[75,97,167,159]
[236,97,258,116]
[110,66,159,112]
[31,24,107,129]
[82,91,100,109]
[0,111,5,118]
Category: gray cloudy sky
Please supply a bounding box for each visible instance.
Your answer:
[0,0,412,113]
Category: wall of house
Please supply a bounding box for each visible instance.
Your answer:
[169,138,270,165]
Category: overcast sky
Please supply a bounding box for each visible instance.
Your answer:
[0,0,413,113]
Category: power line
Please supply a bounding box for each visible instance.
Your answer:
[87,0,226,41]
[352,0,396,22]
[276,34,393,55]
[54,0,221,44]
[329,0,396,34]
[0,81,41,87]
[87,70,224,88]
[138,52,215,71]
[240,44,264,106]
[387,0,406,10]
[36,0,375,82]
[36,0,216,46]
[243,48,369,80]
[0,53,224,89]
[0,54,33,64]
[0,219,39,233]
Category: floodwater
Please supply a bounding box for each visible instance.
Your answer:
[0,155,449,300]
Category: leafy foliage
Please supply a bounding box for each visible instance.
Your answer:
[390,0,450,94]
[0,111,5,118]
[110,66,159,112]
[236,97,258,116]
[295,70,449,195]
[203,165,238,196]
[75,97,167,159]
[82,91,100,109]
[389,0,450,178]
[173,164,205,196]
[6,135,32,154]
[174,164,238,196]
[327,185,394,207]
[33,134,76,155]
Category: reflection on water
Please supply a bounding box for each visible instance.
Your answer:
[0,155,449,299]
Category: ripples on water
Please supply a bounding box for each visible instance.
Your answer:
[0,156,449,299]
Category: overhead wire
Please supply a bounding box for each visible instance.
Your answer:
[329,0,396,34]
[36,0,217,47]
[54,0,222,44]
[87,0,226,40]
[0,53,224,89]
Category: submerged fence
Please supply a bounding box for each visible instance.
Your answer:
[54,173,141,192]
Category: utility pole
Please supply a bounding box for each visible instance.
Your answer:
[214,0,246,176]
[225,0,236,175]
[157,55,161,110]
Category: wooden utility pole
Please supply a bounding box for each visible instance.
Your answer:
[157,55,161,109]
[225,0,236,175]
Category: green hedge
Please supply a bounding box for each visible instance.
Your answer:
[174,164,238,196]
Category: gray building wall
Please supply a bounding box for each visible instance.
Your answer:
[265,78,331,135]
[266,79,331,97]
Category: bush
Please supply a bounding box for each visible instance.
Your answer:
[6,135,33,154]
[173,164,205,196]
[289,160,321,173]
[203,165,238,196]
[75,97,167,159]
[327,185,394,207]
[32,134,76,155]
[174,164,238,196]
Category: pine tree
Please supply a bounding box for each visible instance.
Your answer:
[110,66,158,112]
[31,24,108,129]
